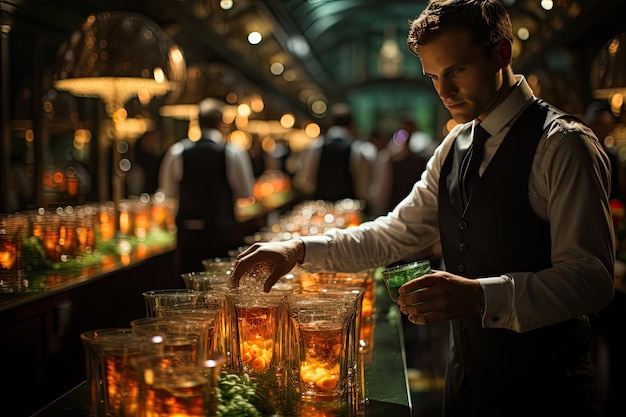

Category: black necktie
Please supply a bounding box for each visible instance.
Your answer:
[460,124,490,205]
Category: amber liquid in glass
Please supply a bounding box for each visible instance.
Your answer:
[299,321,344,398]
[235,305,277,373]
[104,351,143,417]
[142,373,208,417]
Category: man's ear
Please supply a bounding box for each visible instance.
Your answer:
[496,39,512,68]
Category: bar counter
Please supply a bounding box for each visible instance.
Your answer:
[25,278,412,417]
[0,234,181,417]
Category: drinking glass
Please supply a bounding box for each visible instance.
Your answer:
[81,328,163,417]
[292,295,354,401]
[130,317,203,364]
[224,288,299,414]
[380,260,431,303]
[181,271,229,292]
[142,289,197,317]
[133,352,224,417]
[158,303,223,360]
[298,285,365,412]
[225,290,285,375]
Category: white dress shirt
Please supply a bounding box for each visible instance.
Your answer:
[158,128,255,216]
[299,76,615,333]
[292,126,377,204]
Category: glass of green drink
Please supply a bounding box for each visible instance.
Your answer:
[381,260,431,303]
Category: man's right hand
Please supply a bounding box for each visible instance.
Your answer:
[229,239,305,292]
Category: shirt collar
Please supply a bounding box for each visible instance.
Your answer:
[480,75,535,137]
[201,128,224,143]
[325,126,353,140]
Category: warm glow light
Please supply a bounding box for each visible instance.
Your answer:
[53,171,64,184]
[188,118,202,141]
[170,47,184,64]
[0,248,16,270]
[311,100,327,116]
[250,120,270,136]
[25,129,34,142]
[261,137,275,153]
[229,130,251,149]
[270,62,284,75]
[446,119,459,135]
[283,70,297,82]
[238,103,252,117]
[280,113,295,129]
[220,0,234,10]
[611,94,624,113]
[119,158,132,172]
[226,92,238,104]
[248,31,262,45]
[235,115,249,130]
[517,27,529,41]
[608,38,620,55]
[113,108,128,121]
[223,106,238,124]
[137,89,151,104]
[305,123,321,138]
[541,0,553,10]
[250,96,264,113]
[153,67,165,83]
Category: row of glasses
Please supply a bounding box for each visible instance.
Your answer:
[81,327,224,417]
[80,261,371,416]
[81,286,229,417]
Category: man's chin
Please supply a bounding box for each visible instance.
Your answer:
[450,113,473,124]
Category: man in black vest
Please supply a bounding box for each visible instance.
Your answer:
[159,98,256,275]
[292,103,376,206]
[230,1,614,415]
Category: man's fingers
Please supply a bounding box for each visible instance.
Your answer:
[236,244,258,259]
[229,256,255,288]
[263,271,283,293]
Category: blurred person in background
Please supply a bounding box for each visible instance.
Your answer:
[367,127,390,152]
[129,129,164,196]
[159,98,256,275]
[7,140,34,212]
[230,1,614,415]
[247,133,267,179]
[292,103,377,210]
[369,119,430,217]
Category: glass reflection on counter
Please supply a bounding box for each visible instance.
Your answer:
[0,192,176,292]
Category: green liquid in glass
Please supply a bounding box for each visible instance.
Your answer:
[382,260,431,302]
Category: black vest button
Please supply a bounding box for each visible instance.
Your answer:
[458,242,468,252]
[492,316,500,322]
[458,264,465,273]
[459,220,468,230]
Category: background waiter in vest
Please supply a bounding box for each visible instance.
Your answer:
[292,103,376,208]
[159,98,256,275]
[229,1,615,415]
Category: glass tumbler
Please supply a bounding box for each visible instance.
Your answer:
[80,328,162,417]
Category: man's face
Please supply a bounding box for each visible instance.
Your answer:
[418,29,504,124]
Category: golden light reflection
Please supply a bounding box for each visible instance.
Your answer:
[610,94,624,115]
[238,103,252,117]
[305,123,320,138]
[280,113,295,129]
[229,130,251,149]
[250,96,264,113]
